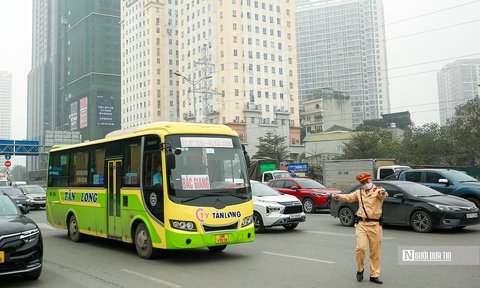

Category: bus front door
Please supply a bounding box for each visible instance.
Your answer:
[107,160,122,238]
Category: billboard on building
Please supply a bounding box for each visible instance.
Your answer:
[70,101,78,131]
[96,95,115,126]
[80,97,88,129]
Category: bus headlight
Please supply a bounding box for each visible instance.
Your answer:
[241,215,253,227]
[169,220,197,231]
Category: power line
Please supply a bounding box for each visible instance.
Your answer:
[385,0,480,26]
[387,18,480,41]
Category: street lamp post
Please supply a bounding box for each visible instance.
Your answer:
[174,72,212,122]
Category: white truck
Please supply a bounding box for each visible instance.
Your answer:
[323,159,410,190]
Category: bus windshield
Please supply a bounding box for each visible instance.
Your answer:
[166,135,250,199]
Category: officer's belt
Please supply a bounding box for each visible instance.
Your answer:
[357,217,380,222]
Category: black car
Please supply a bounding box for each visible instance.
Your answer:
[0,187,30,214]
[330,181,480,233]
[0,192,43,279]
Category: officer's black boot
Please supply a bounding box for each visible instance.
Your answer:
[356,271,363,282]
[370,277,383,284]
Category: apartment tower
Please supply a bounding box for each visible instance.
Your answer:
[296,0,390,128]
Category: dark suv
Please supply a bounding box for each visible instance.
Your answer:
[398,169,480,207]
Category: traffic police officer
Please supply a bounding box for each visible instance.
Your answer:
[332,172,388,284]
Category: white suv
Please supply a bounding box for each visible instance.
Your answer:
[251,180,306,232]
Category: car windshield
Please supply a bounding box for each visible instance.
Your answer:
[397,182,443,197]
[273,171,291,179]
[22,186,46,194]
[296,179,326,189]
[0,188,24,196]
[251,181,281,197]
[0,195,19,216]
[444,170,478,182]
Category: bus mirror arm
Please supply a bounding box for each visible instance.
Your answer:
[166,149,176,170]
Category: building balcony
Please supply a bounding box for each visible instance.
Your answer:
[244,102,261,112]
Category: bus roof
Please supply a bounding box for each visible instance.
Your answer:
[50,122,239,152]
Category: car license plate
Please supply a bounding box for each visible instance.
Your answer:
[0,251,4,263]
[215,234,228,244]
[289,213,302,219]
[466,213,478,219]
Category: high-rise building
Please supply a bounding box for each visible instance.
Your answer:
[296,0,390,128]
[120,0,179,128]
[0,71,12,140]
[27,0,121,171]
[176,0,302,158]
[437,59,480,125]
[27,0,52,171]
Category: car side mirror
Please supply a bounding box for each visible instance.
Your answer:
[19,206,29,214]
[290,186,299,190]
[393,193,404,199]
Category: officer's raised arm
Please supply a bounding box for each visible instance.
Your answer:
[333,190,359,203]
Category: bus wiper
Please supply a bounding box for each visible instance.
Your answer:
[181,191,247,203]
[181,193,224,203]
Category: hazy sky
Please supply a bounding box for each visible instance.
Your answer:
[0,0,479,165]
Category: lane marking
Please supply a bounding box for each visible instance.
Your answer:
[263,252,335,264]
[121,269,182,288]
[37,223,55,230]
[306,230,395,240]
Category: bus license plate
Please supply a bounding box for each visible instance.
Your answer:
[215,234,228,244]
[0,251,5,263]
[289,213,302,219]
[466,213,478,219]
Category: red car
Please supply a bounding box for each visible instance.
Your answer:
[267,178,341,213]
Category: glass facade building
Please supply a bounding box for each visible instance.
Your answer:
[296,0,390,128]
[437,59,480,125]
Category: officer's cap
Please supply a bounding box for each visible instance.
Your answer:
[356,172,372,183]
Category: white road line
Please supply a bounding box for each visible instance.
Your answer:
[263,252,335,264]
[121,269,182,288]
[306,230,395,240]
[37,223,55,230]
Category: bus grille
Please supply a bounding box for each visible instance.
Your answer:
[202,222,238,233]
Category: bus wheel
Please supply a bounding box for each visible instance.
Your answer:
[135,223,158,259]
[68,214,86,242]
[208,245,227,253]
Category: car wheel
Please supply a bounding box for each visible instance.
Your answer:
[253,211,265,233]
[283,224,298,230]
[339,207,355,227]
[68,214,86,242]
[302,198,315,213]
[208,245,227,253]
[22,266,42,280]
[411,210,433,233]
[135,223,158,259]
[466,197,480,208]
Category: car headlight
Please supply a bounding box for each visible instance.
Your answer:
[266,205,283,214]
[241,215,253,227]
[20,228,39,244]
[429,203,461,211]
[169,220,197,231]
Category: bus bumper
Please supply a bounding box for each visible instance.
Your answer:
[165,226,255,249]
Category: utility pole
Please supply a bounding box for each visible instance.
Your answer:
[194,44,221,123]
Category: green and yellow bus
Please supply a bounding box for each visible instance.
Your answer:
[46,122,254,258]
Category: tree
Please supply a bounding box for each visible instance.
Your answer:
[10,165,28,181]
[341,129,403,160]
[253,131,290,166]
[445,96,480,165]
